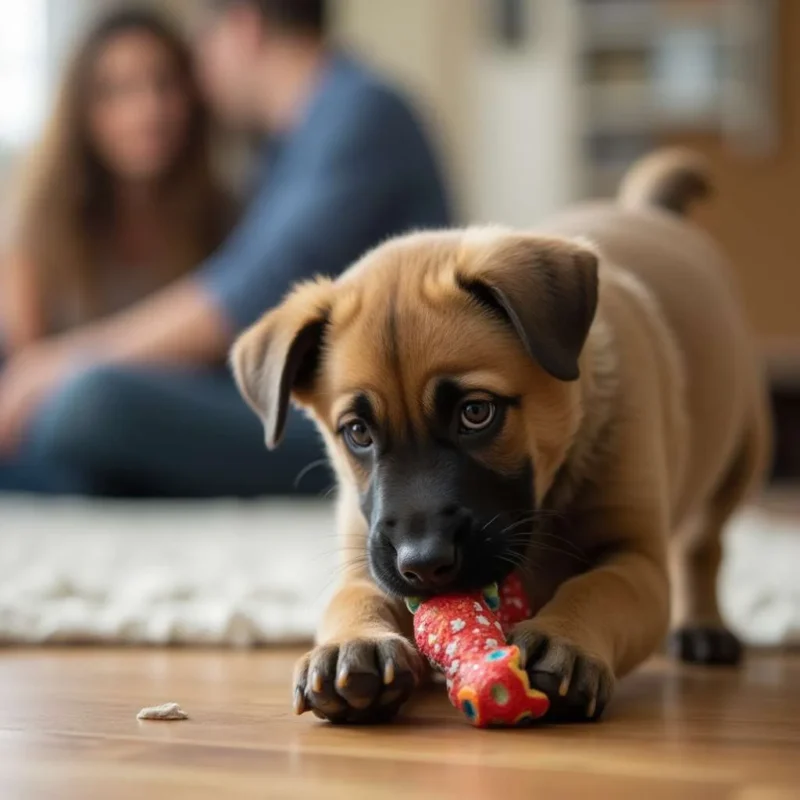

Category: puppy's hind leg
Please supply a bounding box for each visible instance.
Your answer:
[669,509,742,665]
[669,415,769,666]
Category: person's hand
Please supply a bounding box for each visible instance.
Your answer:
[0,341,74,454]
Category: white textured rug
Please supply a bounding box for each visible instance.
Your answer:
[0,498,335,646]
[721,504,800,646]
[0,497,797,647]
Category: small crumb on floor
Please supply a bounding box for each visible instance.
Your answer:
[137,702,189,721]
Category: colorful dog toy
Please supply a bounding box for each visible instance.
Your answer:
[406,574,549,728]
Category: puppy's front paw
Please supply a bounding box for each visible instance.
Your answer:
[510,623,615,722]
[294,635,421,724]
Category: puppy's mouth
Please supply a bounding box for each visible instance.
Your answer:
[367,514,536,598]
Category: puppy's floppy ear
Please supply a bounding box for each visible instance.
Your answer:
[459,234,599,381]
[231,279,333,449]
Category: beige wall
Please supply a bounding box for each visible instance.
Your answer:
[467,1,581,226]
[336,0,581,225]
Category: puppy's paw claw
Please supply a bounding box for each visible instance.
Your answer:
[294,636,420,724]
[510,624,614,723]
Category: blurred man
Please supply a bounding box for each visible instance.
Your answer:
[0,0,451,496]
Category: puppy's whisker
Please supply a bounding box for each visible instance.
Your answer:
[293,459,330,489]
[500,526,589,564]
[497,510,567,536]
[316,555,373,597]
[526,540,589,565]
[503,529,587,560]
[309,548,368,565]
[530,532,586,558]
[498,516,538,536]
[496,553,535,580]
[480,513,502,532]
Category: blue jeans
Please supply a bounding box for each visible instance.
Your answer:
[0,365,331,498]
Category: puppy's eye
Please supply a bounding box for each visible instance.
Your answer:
[343,419,374,450]
[459,400,496,434]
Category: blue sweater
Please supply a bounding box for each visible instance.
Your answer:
[200,52,452,331]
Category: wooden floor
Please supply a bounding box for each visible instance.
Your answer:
[1,649,798,800]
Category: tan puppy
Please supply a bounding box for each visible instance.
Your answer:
[233,150,770,724]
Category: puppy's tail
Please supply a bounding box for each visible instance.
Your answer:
[618,148,712,216]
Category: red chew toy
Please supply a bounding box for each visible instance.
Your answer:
[406,574,549,728]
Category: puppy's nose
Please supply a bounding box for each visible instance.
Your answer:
[396,541,461,591]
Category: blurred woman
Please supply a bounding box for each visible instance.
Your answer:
[1,7,231,352]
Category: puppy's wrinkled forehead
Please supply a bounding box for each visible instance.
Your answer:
[231,226,598,453]
[321,233,534,432]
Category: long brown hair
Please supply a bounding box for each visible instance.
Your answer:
[12,6,230,325]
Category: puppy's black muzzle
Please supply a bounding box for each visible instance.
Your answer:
[363,444,534,597]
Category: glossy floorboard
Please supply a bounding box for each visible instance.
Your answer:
[1,648,798,800]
